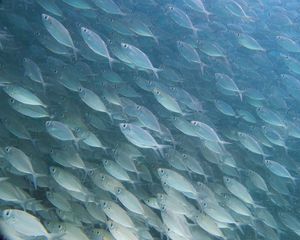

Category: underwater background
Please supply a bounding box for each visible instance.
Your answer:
[0,0,300,239]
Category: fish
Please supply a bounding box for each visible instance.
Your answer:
[41,14,77,59]
[81,27,116,68]
[0,1,300,240]
[2,209,61,239]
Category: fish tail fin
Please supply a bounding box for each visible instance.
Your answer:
[199,61,207,75]
[245,15,255,23]
[153,67,162,79]
[220,140,231,145]
[73,47,79,61]
[205,11,213,22]
[31,172,46,189]
[74,137,81,150]
[153,36,159,45]
[238,90,246,101]
[155,144,171,158]
[108,57,118,70]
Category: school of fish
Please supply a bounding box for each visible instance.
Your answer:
[0,0,300,239]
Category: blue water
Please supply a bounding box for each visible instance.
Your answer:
[0,0,299,240]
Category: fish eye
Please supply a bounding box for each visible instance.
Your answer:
[182,154,187,158]
[121,123,127,128]
[82,28,88,33]
[136,105,141,110]
[50,167,56,173]
[9,98,14,103]
[4,210,10,216]
[101,175,105,180]
[117,188,122,194]
[5,147,10,153]
[236,33,240,37]
[159,169,164,174]
[104,159,108,165]
[122,43,128,48]
[203,202,207,207]
[225,177,230,182]
[43,15,49,20]
[58,225,62,229]
[78,87,83,92]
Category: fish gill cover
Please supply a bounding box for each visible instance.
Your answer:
[0,0,299,239]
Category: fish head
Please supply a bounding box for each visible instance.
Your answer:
[121,42,129,49]
[152,87,161,96]
[119,123,130,132]
[190,120,198,126]
[223,176,231,185]
[7,98,15,106]
[114,186,123,195]
[157,168,167,177]
[107,220,115,230]
[256,106,264,113]
[264,159,271,166]
[49,166,58,177]
[103,159,110,166]
[4,146,11,155]
[2,209,12,220]
[23,57,30,64]
[165,4,175,14]
[42,14,52,26]
[46,191,54,200]
[81,27,89,35]
[45,121,53,129]
[78,87,85,96]
[87,169,95,177]
[100,200,109,209]
[176,41,184,48]
[237,131,245,138]
[200,200,208,209]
